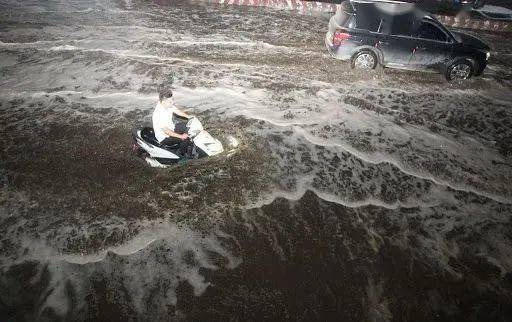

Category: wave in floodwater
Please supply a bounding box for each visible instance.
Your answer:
[1,81,510,206]
[2,188,511,321]
[0,211,241,320]
[155,39,293,50]
[165,84,512,204]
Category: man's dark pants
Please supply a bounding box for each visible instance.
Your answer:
[160,122,193,157]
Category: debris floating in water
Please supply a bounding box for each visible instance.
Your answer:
[226,135,240,149]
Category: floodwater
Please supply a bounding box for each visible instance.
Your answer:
[1,0,512,321]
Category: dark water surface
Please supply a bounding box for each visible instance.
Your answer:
[1,0,512,321]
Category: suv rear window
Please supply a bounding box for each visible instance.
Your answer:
[348,1,425,35]
[352,3,382,32]
[334,2,356,28]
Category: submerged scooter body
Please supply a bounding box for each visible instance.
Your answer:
[132,117,224,167]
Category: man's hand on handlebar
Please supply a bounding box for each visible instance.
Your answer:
[174,108,193,119]
[163,128,189,141]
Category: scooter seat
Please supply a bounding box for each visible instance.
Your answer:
[140,127,159,145]
[139,127,180,151]
[161,142,180,150]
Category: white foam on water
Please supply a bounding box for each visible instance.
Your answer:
[0,208,241,318]
[170,84,512,204]
[45,45,262,67]
[0,40,63,47]
[479,5,512,15]
[92,25,174,34]
[0,90,157,116]
[156,39,293,51]
[297,128,511,204]
[3,65,511,205]
[245,175,450,211]
[0,189,240,317]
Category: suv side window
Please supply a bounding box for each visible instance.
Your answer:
[346,16,357,29]
[353,17,381,32]
[414,22,448,42]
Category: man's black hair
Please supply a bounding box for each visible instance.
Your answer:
[159,87,173,101]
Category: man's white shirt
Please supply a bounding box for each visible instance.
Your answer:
[152,101,177,143]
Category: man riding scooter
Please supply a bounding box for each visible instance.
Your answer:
[152,87,193,156]
[132,86,225,166]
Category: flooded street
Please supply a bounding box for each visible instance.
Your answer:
[1,0,512,321]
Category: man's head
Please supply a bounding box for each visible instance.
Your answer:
[158,87,174,107]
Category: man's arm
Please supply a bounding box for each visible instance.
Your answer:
[173,108,192,119]
[164,128,188,140]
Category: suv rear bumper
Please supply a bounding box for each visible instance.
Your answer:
[325,32,351,61]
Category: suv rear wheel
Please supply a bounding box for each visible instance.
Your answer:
[445,58,475,81]
[351,50,378,70]
[473,0,485,9]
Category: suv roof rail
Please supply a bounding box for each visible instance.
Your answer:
[348,0,428,18]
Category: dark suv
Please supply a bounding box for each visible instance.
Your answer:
[325,0,491,80]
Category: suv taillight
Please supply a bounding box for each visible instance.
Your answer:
[332,31,351,46]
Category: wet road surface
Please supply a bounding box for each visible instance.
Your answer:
[1,0,512,321]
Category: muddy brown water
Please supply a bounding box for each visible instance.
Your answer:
[1,0,512,321]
